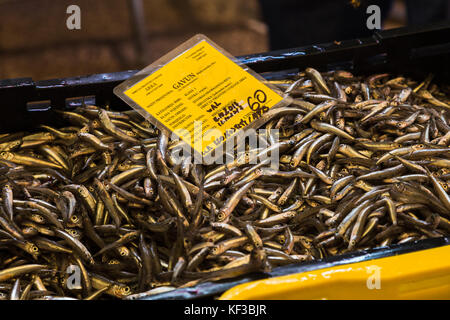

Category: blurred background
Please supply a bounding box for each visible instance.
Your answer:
[0,0,448,80]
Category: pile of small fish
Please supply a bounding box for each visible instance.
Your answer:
[0,68,449,300]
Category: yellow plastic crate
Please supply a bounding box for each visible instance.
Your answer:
[220,244,450,300]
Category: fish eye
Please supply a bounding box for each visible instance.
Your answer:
[116,286,130,296]
[32,246,39,252]
[32,214,44,223]
[23,227,34,234]
[71,215,79,223]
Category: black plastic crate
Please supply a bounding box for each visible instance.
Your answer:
[1,21,449,133]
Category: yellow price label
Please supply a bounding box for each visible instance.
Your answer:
[122,39,283,156]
